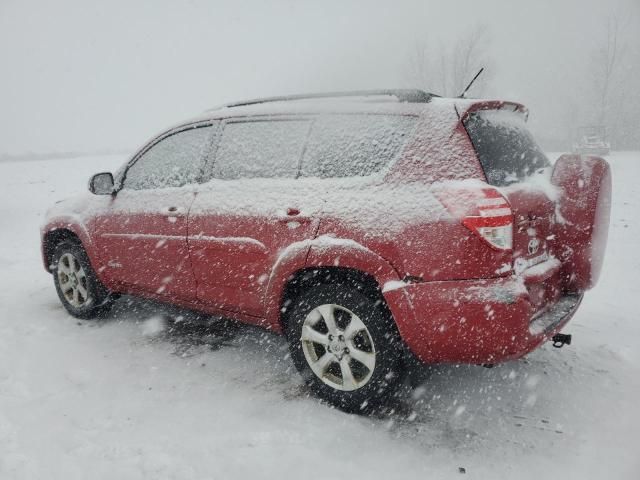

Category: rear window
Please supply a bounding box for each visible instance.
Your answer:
[300,114,416,178]
[464,110,549,186]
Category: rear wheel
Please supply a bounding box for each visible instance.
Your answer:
[52,241,114,319]
[285,282,403,413]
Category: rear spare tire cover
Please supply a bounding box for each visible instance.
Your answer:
[552,154,612,291]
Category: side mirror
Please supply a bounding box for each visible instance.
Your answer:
[89,172,115,195]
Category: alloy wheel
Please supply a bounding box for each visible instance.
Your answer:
[300,303,376,391]
[57,253,91,308]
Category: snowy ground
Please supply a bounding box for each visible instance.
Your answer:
[1,152,639,479]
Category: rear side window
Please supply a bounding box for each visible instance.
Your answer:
[464,110,549,186]
[124,125,215,190]
[210,120,311,179]
[300,114,417,178]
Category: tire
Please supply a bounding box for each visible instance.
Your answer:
[52,241,114,319]
[285,281,404,413]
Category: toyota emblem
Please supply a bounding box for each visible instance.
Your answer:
[528,238,540,255]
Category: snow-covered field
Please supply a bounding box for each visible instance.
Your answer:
[1,153,639,479]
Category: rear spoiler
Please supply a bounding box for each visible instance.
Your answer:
[455,100,529,123]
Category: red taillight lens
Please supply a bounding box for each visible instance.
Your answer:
[435,186,513,251]
[464,189,513,250]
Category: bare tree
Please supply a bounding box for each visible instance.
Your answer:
[405,26,492,97]
[591,16,624,126]
[582,13,640,149]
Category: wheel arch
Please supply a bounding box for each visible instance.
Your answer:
[278,267,383,332]
[41,223,92,273]
[264,238,417,336]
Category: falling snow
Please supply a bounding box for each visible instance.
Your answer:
[0,153,639,479]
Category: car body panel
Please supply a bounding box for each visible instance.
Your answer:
[390,267,579,364]
[188,177,324,318]
[41,95,611,366]
[87,187,198,300]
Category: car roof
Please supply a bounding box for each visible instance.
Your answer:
[122,93,528,173]
[158,93,527,138]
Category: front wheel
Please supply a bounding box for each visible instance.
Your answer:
[285,282,404,413]
[52,241,114,319]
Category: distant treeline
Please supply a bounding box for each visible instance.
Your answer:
[0,149,130,162]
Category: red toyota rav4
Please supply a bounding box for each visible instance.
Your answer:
[41,90,611,412]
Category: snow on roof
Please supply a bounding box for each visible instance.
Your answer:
[177,94,476,122]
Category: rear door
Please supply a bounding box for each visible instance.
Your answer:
[90,124,217,300]
[188,117,323,317]
[463,109,558,305]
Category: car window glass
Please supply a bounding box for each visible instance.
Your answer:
[300,114,417,178]
[124,125,215,190]
[209,120,310,180]
[463,110,550,186]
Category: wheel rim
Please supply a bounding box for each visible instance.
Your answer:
[300,303,376,392]
[57,253,91,308]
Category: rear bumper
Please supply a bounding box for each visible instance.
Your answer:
[383,271,582,364]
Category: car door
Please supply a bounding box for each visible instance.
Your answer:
[89,123,217,301]
[188,117,324,318]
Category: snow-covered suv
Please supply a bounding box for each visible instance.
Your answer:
[41,90,612,412]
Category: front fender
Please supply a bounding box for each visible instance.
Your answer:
[40,216,96,272]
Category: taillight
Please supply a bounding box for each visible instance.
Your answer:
[435,186,513,251]
[464,189,513,250]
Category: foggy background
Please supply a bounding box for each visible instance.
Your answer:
[1,0,638,159]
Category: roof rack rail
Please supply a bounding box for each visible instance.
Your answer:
[214,89,437,110]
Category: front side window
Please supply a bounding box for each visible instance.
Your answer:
[209,119,311,179]
[123,125,215,190]
[300,114,417,178]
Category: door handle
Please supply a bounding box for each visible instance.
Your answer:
[277,207,310,224]
[286,207,301,216]
[162,206,185,216]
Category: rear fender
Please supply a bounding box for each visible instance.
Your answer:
[263,240,312,331]
[263,236,417,335]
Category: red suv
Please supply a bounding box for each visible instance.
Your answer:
[41,90,611,412]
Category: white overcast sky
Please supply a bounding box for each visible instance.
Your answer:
[0,0,637,155]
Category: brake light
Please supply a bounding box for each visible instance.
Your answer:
[463,189,513,250]
[436,186,513,251]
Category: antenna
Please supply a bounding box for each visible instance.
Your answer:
[458,68,484,98]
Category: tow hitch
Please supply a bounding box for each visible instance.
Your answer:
[551,333,572,348]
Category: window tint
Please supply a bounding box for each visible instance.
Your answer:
[300,114,416,178]
[464,110,550,186]
[124,125,215,190]
[210,120,310,179]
